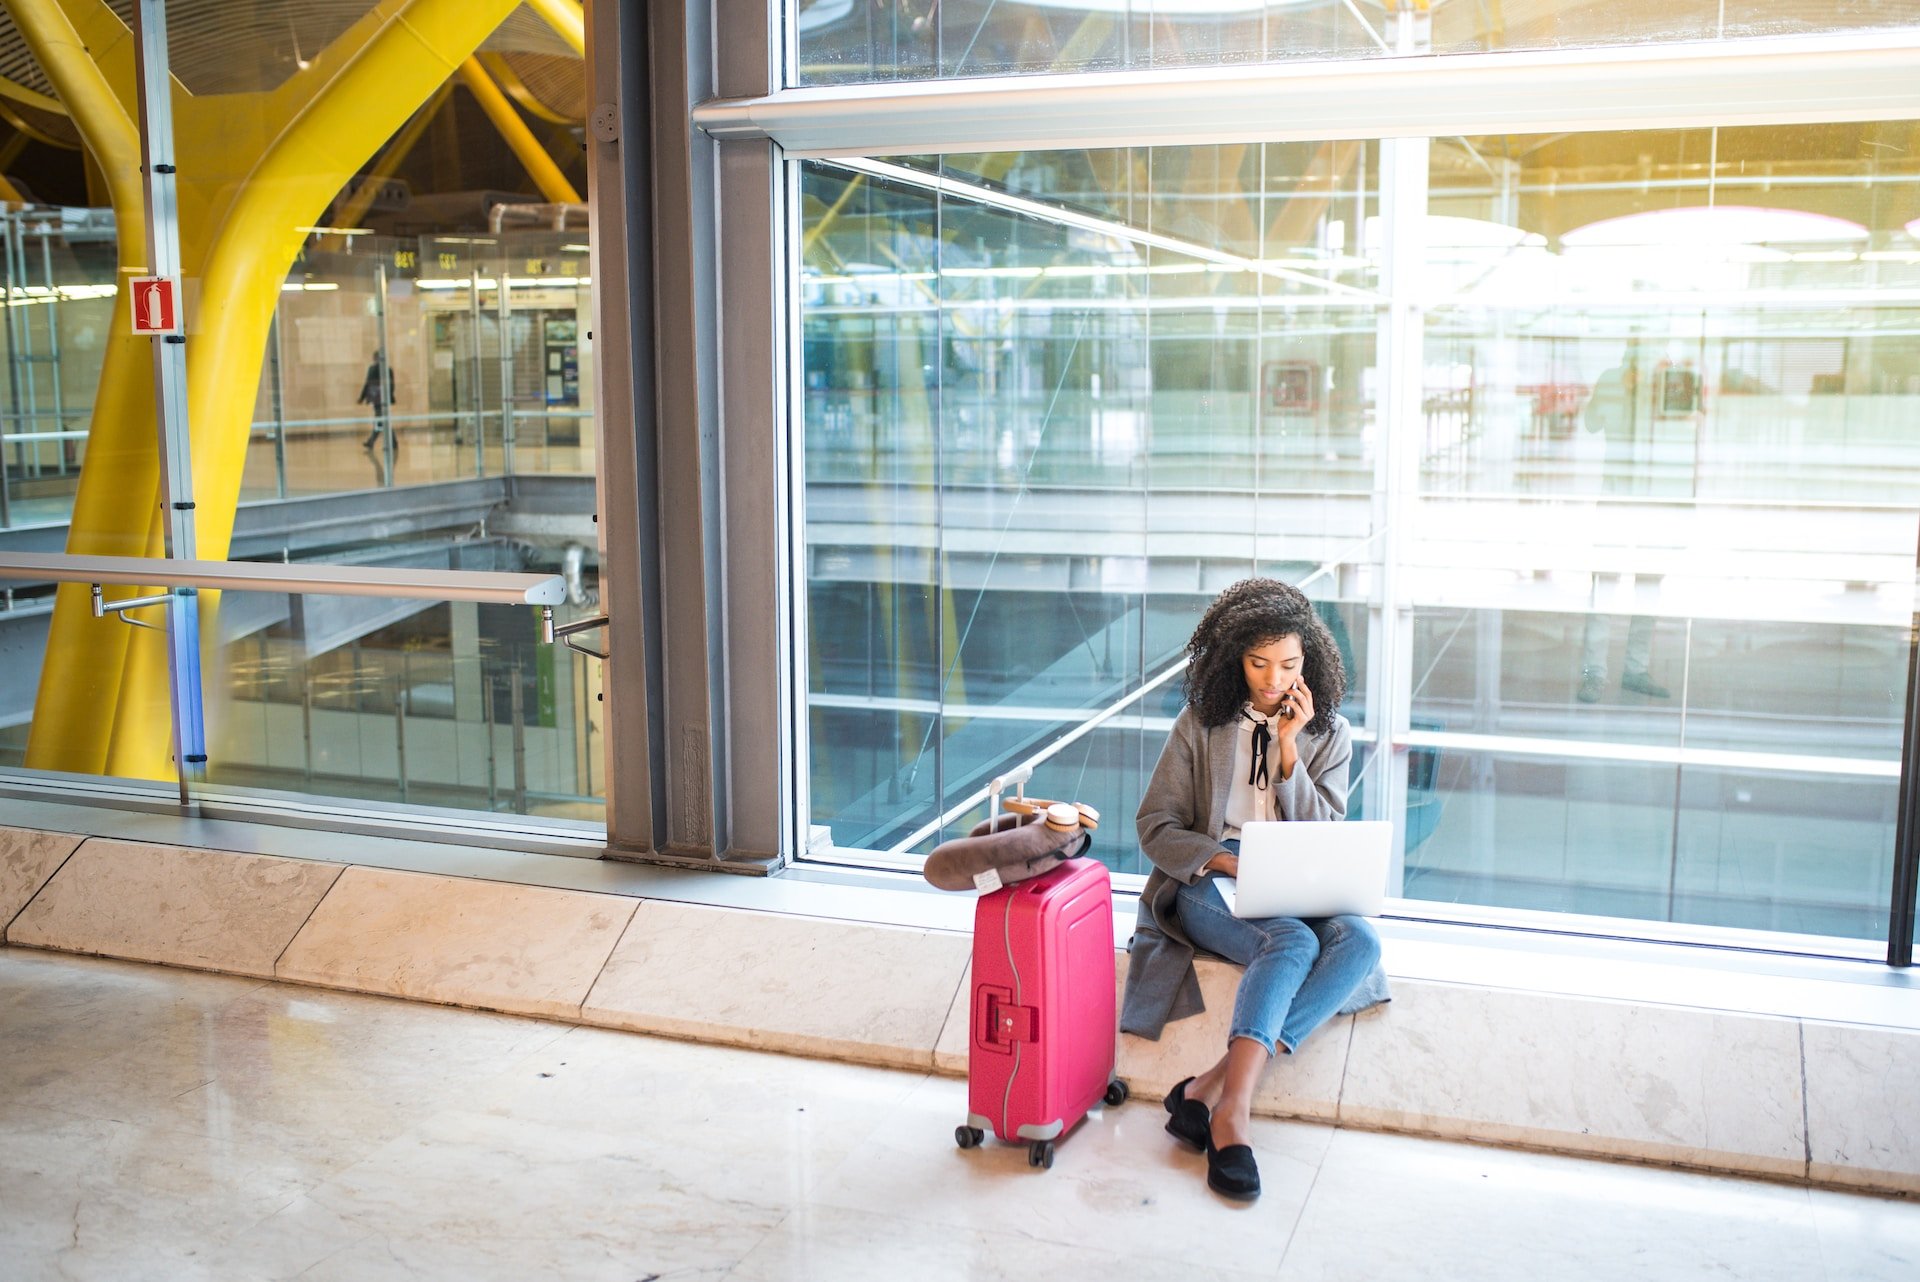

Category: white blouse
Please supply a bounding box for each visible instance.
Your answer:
[1221,704,1284,840]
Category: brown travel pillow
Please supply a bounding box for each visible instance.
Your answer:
[923,804,1096,892]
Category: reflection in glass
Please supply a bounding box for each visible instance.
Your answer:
[801,146,1382,856]
[793,0,1919,86]
[244,232,596,504]
[1408,746,1895,940]
[0,8,599,826]
[804,120,1920,950]
[1398,122,1917,942]
[207,590,604,823]
[0,208,116,529]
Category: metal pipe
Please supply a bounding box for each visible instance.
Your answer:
[561,543,590,605]
[395,648,409,804]
[301,666,314,786]
[37,221,63,477]
[694,30,1920,156]
[886,655,1189,853]
[496,264,514,476]
[267,309,287,499]
[510,659,527,813]
[376,260,395,487]
[0,552,568,604]
[134,0,207,803]
[2,212,21,525]
[468,265,485,478]
[1888,531,1920,967]
[483,664,498,810]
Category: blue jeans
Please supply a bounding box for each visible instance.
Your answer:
[1174,839,1381,1055]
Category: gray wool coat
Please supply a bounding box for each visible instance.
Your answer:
[1119,705,1391,1041]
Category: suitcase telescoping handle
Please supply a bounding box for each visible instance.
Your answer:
[988,764,1100,832]
[988,764,1033,795]
[987,765,1033,818]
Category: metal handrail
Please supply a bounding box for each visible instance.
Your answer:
[0,429,88,443]
[885,655,1189,854]
[880,546,1369,854]
[0,552,566,605]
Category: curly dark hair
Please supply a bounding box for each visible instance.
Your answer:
[1182,577,1345,736]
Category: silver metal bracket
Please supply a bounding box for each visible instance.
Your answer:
[92,582,187,632]
[540,606,610,660]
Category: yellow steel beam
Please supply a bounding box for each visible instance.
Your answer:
[523,0,585,57]
[334,80,452,235]
[0,71,67,116]
[479,51,574,125]
[456,55,581,205]
[0,98,74,147]
[803,172,864,256]
[12,0,157,774]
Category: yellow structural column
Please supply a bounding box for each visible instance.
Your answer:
[102,0,523,777]
[455,56,582,205]
[12,0,160,774]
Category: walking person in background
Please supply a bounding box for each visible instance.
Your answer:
[1578,340,1670,703]
[358,350,396,455]
[1123,577,1389,1202]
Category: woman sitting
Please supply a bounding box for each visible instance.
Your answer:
[1121,577,1389,1201]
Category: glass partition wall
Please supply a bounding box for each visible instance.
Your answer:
[0,3,604,836]
[796,116,1920,952]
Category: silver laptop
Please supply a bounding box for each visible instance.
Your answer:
[1216,820,1392,918]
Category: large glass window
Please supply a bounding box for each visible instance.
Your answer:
[0,4,603,829]
[799,119,1920,947]
[792,0,1920,86]
[801,145,1383,871]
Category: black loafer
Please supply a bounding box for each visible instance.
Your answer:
[1206,1137,1261,1201]
[1162,1076,1211,1151]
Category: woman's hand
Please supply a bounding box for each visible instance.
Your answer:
[1277,677,1314,740]
[1204,851,1239,878]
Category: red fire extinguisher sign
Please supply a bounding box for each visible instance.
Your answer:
[129,276,181,335]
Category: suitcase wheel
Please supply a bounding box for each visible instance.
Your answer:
[955,1126,984,1150]
[1027,1140,1054,1170]
[1104,1079,1130,1108]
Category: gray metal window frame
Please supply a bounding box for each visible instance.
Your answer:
[588,0,790,868]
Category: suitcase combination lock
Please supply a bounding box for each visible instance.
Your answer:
[975,984,1036,1052]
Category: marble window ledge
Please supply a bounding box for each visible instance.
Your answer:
[2,821,1918,1197]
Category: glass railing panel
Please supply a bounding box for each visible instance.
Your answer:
[1673,761,1893,940]
[1405,742,1893,943]
[204,588,605,824]
[0,577,107,771]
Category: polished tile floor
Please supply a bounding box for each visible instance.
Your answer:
[3,948,1915,1282]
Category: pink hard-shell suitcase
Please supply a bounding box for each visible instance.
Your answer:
[954,856,1128,1169]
